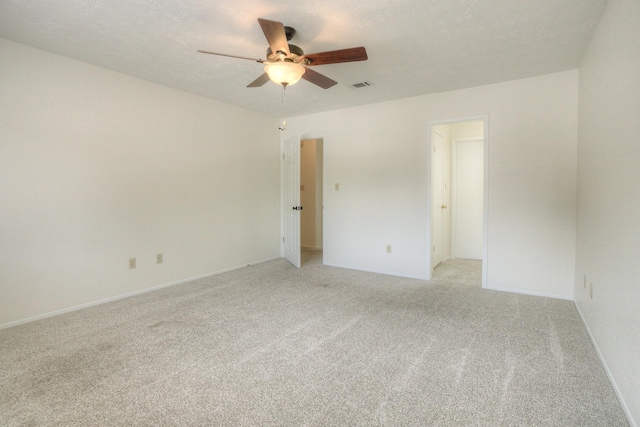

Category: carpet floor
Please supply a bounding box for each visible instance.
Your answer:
[0,251,628,426]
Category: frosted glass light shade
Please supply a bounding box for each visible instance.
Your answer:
[264,62,305,86]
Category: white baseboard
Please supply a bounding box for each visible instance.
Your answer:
[0,256,280,331]
[323,262,429,281]
[486,285,573,301]
[574,302,636,427]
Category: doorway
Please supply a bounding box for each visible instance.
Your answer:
[300,139,323,265]
[428,117,488,287]
[452,137,484,260]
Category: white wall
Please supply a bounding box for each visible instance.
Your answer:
[284,70,578,298]
[450,121,484,139]
[0,39,281,327]
[575,0,640,423]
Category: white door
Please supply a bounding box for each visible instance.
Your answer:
[283,135,301,268]
[453,139,483,259]
[431,131,445,268]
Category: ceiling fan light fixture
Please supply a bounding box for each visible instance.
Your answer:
[264,62,305,86]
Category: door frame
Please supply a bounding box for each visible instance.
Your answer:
[431,130,446,269]
[426,115,489,287]
[281,132,325,265]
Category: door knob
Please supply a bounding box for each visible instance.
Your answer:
[442,205,447,209]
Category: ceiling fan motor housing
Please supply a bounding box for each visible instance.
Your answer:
[267,44,305,62]
[284,26,296,41]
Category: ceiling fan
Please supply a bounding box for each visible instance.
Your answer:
[198,18,368,89]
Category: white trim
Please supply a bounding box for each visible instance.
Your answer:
[0,256,280,331]
[482,119,489,288]
[427,115,489,287]
[280,135,284,258]
[430,129,446,270]
[324,262,429,281]
[574,303,637,427]
[486,285,573,301]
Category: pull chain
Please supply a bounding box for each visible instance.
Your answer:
[279,83,287,131]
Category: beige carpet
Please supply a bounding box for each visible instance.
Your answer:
[0,251,628,426]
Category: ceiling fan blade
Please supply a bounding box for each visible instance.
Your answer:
[247,73,271,88]
[302,47,368,66]
[197,50,264,63]
[258,18,290,57]
[301,67,338,89]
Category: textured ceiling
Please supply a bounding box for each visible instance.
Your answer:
[0,0,608,118]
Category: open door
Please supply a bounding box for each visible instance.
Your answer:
[283,134,301,268]
[431,130,445,269]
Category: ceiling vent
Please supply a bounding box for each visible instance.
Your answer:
[350,81,373,89]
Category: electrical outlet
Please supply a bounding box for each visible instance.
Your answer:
[129,258,136,269]
[590,282,593,299]
[386,245,392,254]
[156,253,163,264]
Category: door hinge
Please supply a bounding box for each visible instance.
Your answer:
[283,237,285,243]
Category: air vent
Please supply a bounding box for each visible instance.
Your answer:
[350,81,373,89]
